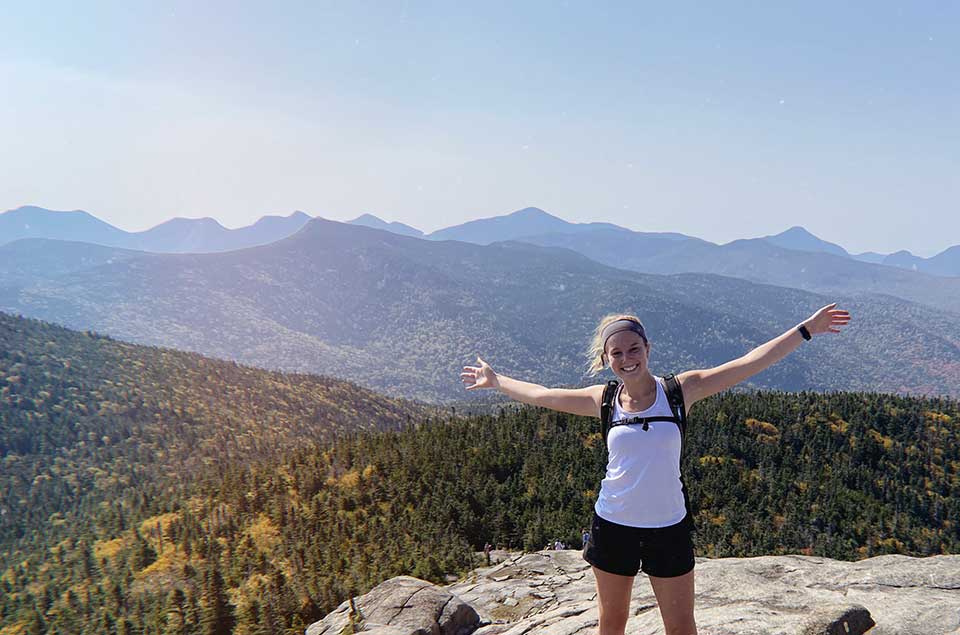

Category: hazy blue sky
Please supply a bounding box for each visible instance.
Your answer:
[2,1,957,256]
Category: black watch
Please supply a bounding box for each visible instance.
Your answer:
[797,324,812,341]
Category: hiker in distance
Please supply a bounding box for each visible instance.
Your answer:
[461,303,851,635]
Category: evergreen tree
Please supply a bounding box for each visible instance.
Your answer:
[200,568,233,635]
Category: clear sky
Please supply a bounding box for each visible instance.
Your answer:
[2,1,957,256]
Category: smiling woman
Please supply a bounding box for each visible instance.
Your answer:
[461,303,850,635]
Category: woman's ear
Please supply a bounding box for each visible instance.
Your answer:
[600,353,607,367]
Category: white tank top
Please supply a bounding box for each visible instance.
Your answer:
[594,376,688,528]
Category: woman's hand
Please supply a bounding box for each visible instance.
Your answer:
[802,302,851,336]
[461,356,500,390]
[460,361,600,415]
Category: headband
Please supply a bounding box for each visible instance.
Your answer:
[601,319,647,353]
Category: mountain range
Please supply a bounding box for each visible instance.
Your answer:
[0,205,312,253]
[2,218,958,401]
[422,207,960,278]
[3,205,959,278]
[507,226,960,316]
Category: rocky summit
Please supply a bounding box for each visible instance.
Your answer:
[307,550,960,635]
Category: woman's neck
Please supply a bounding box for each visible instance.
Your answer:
[620,372,658,410]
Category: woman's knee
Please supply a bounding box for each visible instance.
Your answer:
[664,619,697,635]
[597,607,630,634]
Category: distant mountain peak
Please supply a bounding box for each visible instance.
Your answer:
[761,225,849,258]
[426,206,578,244]
[11,204,71,212]
[251,210,312,226]
[154,216,226,229]
[1,205,129,246]
[509,206,552,218]
[8,205,98,218]
[347,213,424,238]
[777,225,815,237]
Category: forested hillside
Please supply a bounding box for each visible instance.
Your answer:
[2,312,957,634]
[0,311,430,633]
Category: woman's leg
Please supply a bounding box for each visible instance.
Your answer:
[591,565,634,635]
[648,570,697,635]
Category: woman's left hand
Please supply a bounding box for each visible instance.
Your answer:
[802,303,851,336]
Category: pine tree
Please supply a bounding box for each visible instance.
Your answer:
[163,588,186,635]
[200,568,233,635]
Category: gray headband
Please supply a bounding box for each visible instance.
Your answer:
[601,319,647,353]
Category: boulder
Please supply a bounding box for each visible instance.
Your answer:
[305,576,479,635]
[798,604,874,635]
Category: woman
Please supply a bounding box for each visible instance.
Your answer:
[461,303,850,635]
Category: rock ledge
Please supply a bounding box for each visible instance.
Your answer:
[308,552,960,635]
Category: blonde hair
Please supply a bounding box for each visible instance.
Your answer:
[585,314,647,376]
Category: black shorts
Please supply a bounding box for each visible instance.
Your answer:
[582,512,695,578]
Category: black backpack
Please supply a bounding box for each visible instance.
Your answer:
[598,373,695,526]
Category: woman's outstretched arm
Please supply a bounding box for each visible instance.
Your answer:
[461,356,603,417]
[679,303,851,408]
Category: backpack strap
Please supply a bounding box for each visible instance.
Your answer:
[662,373,687,433]
[663,372,696,528]
[600,380,620,445]
[608,415,682,432]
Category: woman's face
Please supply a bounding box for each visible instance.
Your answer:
[605,330,649,379]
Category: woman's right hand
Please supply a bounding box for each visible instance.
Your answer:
[461,356,500,391]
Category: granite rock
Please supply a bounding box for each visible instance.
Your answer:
[306,575,479,635]
[308,552,960,634]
